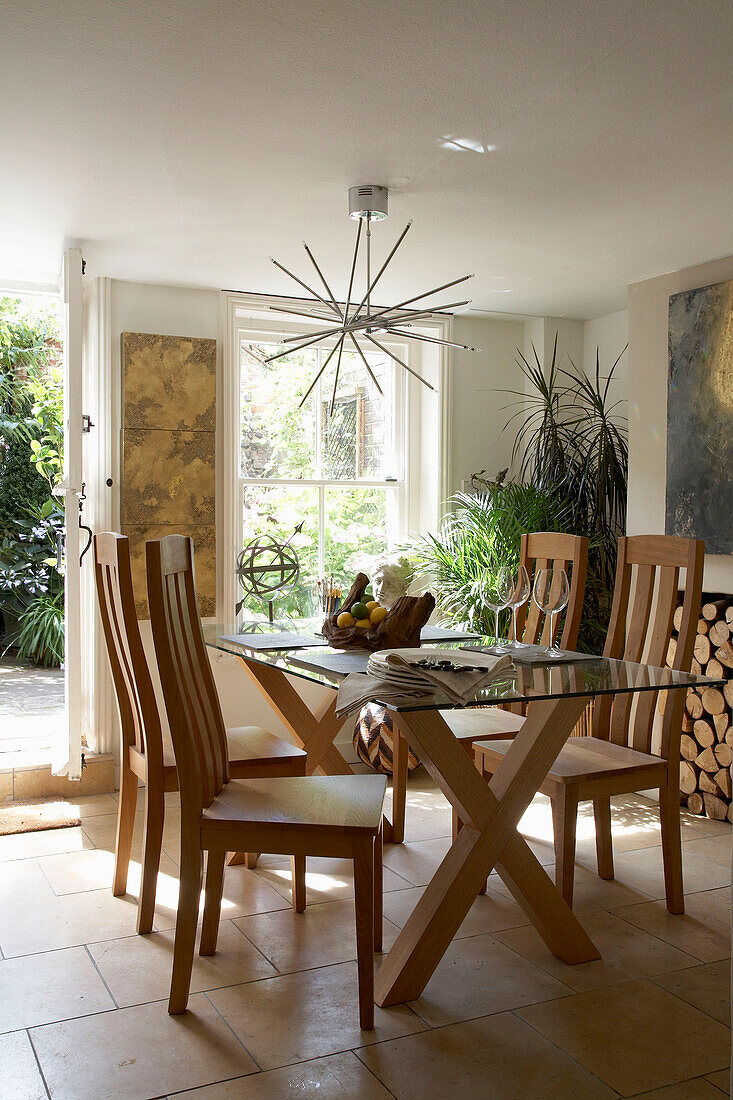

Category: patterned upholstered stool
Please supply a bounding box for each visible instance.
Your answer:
[353,702,421,775]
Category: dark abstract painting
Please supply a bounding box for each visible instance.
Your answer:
[666,279,733,554]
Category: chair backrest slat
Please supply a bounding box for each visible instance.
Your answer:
[513,532,588,650]
[146,535,229,813]
[93,533,162,768]
[592,534,704,759]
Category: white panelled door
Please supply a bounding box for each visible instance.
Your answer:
[53,248,84,779]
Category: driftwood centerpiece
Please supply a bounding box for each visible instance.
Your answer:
[322,572,435,652]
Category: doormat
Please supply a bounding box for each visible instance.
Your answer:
[0,798,81,836]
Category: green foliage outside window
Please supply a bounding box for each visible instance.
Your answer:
[0,297,65,666]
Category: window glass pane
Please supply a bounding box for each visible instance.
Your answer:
[240,483,319,617]
[240,342,317,478]
[319,350,394,480]
[323,487,389,583]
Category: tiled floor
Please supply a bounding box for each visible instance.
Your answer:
[0,773,730,1099]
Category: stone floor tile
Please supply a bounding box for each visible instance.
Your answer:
[31,993,257,1100]
[0,825,93,863]
[207,960,427,1071]
[653,960,731,1026]
[0,1029,48,1100]
[0,945,113,1031]
[681,835,733,869]
[255,855,411,906]
[88,921,278,1008]
[234,897,400,974]
[406,932,573,1028]
[169,1051,392,1098]
[705,1068,732,1092]
[614,887,732,963]
[0,885,176,957]
[517,979,731,1095]
[382,882,530,938]
[38,846,178,896]
[628,1079,728,1098]
[609,846,731,900]
[358,1011,616,1099]
[495,909,698,992]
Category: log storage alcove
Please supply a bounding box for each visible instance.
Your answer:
[669,595,733,821]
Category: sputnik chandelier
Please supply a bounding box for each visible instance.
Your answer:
[265,185,479,413]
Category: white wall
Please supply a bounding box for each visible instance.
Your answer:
[449,313,525,491]
[583,310,628,412]
[628,255,733,593]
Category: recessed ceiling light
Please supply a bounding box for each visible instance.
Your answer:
[439,136,497,154]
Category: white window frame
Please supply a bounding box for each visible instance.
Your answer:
[220,292,452,619]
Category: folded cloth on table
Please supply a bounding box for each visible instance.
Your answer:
[335,647,514,719]
[335,673,438,720]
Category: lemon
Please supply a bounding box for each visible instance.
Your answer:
[351,601,368,620]
[336,611,355,628]
[369,605,388,625]
[365,600,379,611]
[355,618,372,629]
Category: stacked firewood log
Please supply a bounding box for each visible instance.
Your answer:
[670,597,733,821]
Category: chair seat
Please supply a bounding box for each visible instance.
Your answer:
[444,707,526,742]
[202,774,387,833]
[161,726,307,770]
[474,735,667,785]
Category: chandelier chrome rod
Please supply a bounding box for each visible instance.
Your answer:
[303,242,344,320]
[362,332,436,392]
[365,300,472,329]
[384,328,480,352]
[264,330,333,363]
[298,334,346,408]
[269,257,342,318]
[331,219,364,411]
[364,274,475,326]
[277,298,472,352]
[348,333,384,396]
[269,305,345,325]
[351,220,412,322]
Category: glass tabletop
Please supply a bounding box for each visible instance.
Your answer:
[204,620,725,713]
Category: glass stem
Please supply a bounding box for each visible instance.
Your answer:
[512,606,518,642]
[550,611,556,650]
[495,608,500,644]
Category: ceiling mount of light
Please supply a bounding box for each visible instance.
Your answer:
[267,185,478,413]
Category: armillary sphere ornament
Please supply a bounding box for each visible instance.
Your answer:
[236,520,303,621]
[267,185,480,413]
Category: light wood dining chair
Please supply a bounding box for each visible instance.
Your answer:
[146,534,386,1026]
[400,531,588,846]
[93,531,308,934]
[474,534,705,912]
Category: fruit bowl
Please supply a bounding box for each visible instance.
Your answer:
[322,572,435,652]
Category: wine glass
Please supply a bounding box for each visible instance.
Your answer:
[506,565,530,648]
[483,566,514,653]
[532,568,570,657]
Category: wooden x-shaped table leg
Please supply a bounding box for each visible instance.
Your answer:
[236,656,351,774]
[238,656,409,841]
[374,694,601,1007]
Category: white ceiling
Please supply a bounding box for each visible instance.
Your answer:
[1,0,731,318]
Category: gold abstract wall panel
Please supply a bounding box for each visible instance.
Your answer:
[121,333,216,617]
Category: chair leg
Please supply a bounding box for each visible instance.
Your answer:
[373,826,383,953]
[352,834,375,1030]
[389,729,409,844]
[200,849,226,955]
[593,796,614,881]
[659,779,684,914]
[551,788,579,908]
[113,753,138,898]
[291,854,306,913]
[169,843,203,1014]
[137,779,165,935]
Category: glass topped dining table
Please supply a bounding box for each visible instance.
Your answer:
[204,619,724,1009]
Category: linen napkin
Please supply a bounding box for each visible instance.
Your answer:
[335,647,514,718]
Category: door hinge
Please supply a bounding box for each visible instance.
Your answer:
[82,414,94,433]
